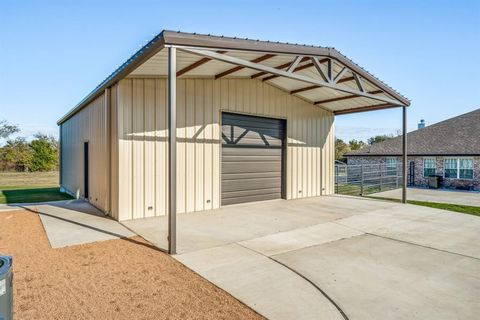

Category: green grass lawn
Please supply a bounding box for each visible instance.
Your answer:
[336,182,480,217]
[0,172,73,204]
[367,196,480,217]
[0,186,73,204]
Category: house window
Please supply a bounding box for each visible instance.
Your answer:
[423,157,436,177]
[444,158,474,179]
[444,158,457,178]
[385,157,397,176]
[459,158,474,179]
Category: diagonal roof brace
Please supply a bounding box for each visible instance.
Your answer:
[311,57,330,83]
[286,56,304,72]
[177,51,227,77]
[215,53,275,79]
[333,67,348,83]
[178,47,407,106]
[353,72,365,92]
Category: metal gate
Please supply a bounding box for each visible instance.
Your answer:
[334,163,402,196]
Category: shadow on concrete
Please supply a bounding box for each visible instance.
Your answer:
[21,202,167,254]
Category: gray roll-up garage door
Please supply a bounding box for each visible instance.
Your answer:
[221,112,285,206]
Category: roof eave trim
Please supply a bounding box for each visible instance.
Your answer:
[162,31,333,56]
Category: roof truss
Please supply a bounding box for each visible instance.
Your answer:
[314,90,383,105]
[214,53,275,79]
[176,50,227,76]
[251,57,310,79]
[177,47,405,106]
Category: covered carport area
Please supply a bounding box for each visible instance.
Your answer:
[120,31,410,254]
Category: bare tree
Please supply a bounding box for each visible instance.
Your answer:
[0,120,20,139]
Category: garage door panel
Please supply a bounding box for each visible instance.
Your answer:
[222,161,282,174]
[221,112,284,206]
[222,126,284,137]
[222,148,282,164]
[221,193,282,206]
[223,137,283,147]
[222,126,284,141]
[222,147,282,157]
[222,187,281,199]
[221,171,281,180]
[222,178,282,192]
[222,155,282,162]
[222,113,285,130]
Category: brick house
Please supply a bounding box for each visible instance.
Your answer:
[345,108,480,191]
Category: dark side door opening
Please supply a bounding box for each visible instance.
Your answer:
[84,141,89,199]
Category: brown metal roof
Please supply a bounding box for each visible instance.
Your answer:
[346,108,480,156]
[58,30,410,125]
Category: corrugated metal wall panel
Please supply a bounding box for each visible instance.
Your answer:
[60,93,109,212]
[115,78,334,220]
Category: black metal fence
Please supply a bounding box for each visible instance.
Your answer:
[335,163,403,196]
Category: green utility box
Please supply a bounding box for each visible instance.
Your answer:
[0,256,13,320]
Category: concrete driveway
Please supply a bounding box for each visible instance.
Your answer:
[124,195,480,320]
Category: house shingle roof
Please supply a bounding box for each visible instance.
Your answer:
[346,108,480,156]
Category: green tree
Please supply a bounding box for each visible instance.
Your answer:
[0,137,32,171]
[367,134,394,145]
[28,133,59,172]
[335,138,350,161]
[348,139,366,151]
[0,120,19,139]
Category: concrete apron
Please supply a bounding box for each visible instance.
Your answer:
[165,196,480,320]
[32,200,134,248]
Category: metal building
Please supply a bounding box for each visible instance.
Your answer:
[58,30,410,253]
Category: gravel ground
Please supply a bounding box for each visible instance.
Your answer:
[0,210,263,319]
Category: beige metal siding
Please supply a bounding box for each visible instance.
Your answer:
[109,84,119,219]
[60,93,109,212]
[115,78,334,220]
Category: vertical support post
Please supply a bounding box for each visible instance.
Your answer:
[360,164,364,196]
[396,163,399,189]
[335,165,338,194]
[59,124,63,188]
[380,164,383,192]
[168,47,177,254]
[402,106,407,203]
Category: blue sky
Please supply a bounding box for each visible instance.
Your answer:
[1,0,479,143]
